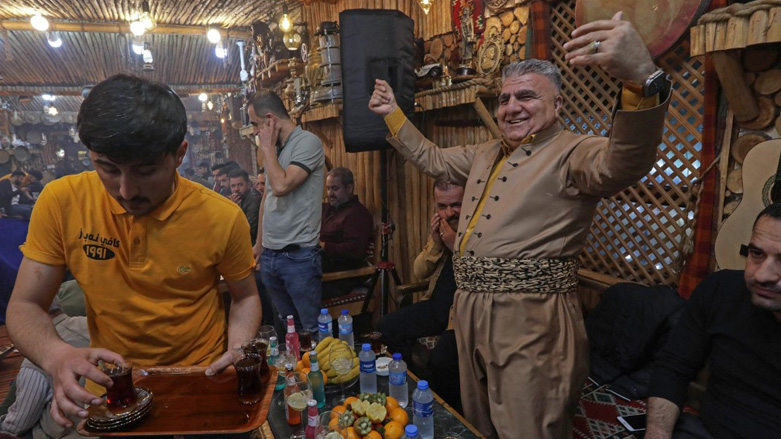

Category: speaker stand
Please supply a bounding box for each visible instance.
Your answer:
[360,148,402,320]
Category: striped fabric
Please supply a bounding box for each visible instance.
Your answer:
[529,0,553,60]
[0,326,22,404]
[0,367,50,435]
[676,0,727,298]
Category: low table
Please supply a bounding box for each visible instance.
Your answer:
[264,371,483,439]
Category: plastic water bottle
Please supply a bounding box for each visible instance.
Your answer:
[337,310,354,347]
[285,315,301,361]
[268,336,285,391]
[359,343,377,393]
[388,353,409,408]
[308,350,326,408]
[412,380,434,439]
[402,424,419,439]
[318,308,333,341]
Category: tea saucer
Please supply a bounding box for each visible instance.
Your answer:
[86,387,153,425]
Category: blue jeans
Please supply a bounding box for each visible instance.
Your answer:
[260,246,322,333]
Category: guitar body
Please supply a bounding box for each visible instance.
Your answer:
[715,140,781,270]
[575,0,711,59]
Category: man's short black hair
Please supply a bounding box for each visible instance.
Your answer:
[258,167,265,174]
[754,202,781,228]
[198,161,210,168]
[77,74,187,164]
[184,168,195,177]
[11,170,25,177]
[28,170,43,181]
[212,163,225,172]
[229,169,249,182]
[247,90,290,120]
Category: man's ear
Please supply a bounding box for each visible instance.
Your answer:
[175,141,188,167]
[554,95,563,114]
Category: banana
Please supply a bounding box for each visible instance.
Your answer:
[315,337,334,355]
[331,365,360,384]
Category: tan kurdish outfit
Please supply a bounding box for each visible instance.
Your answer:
[385,93,669,438]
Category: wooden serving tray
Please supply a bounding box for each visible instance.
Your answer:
[77,366,277,436]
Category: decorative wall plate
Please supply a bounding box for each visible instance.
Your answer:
[477,29,504,75]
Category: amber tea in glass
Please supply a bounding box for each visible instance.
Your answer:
[100,361,136,409]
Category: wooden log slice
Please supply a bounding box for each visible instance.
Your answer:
[502,28,512,42]
[731,133,771,164]
[727,168,743,194]
[518,30,527,44]
[430,38,443,60]
[738,96,777,130]
[754,69,781,95]
[745,72,756,86]
[443,34,454,47]
[514,6,529,24]
[500,11,514,27]
[510,20,520,34]
[506,44,513,56]
[713,51,759,122]
[723,199,740,217]
[742,46,780,72]
[486,17,503,36]
[443,48,451,62]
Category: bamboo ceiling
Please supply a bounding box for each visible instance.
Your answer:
[0,0,303,100]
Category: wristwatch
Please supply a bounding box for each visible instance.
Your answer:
[623,69,669,98]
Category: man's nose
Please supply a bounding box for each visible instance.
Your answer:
[118,174,139,200]
[754,259,781,284]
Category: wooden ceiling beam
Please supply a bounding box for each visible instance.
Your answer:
[0,20,250,39]
[0,84,240,96]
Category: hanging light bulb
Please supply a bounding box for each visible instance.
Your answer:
[206,101,214,111]
[215,42,227,58]
[31,14,49,32]
[56,147,66,158]
[47,31,63,48]
[418,0,433,14]
[283,31,302,50]
[279,5,292,33]
[206,28,221,44]
[131,36,145,55]
[140,1,155,30]
[130,20,146,36]
[198,93,208,102]
[42,93,56,102]
[47,106,58,116]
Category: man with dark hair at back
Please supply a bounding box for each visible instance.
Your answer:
[23,170,45,201]
[0,171,34,218]
[184,167,210,187]
[249,89,324,333]
[215,162,239,197]
[211,163,225,192]
[379,180,464,411]
[229,169,262,245]
[645,204,781,439]
[197,161,212,184]
[255,168,266,198]
[6,74,261,429]
[320,167,373,273]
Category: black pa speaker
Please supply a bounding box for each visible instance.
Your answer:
[340,9,415,152]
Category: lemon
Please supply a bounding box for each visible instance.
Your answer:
[350,399,370,416]
[366,402,387,424]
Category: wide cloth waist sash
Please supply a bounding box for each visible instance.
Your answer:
[453,255,579,294]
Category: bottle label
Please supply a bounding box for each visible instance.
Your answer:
[310,361,319,372]
[360,359,376,373]
[389,371,406,386]
[307,415,318,427]
[413,399,434,418]
[319,321,332,333]
[338,322,352,335]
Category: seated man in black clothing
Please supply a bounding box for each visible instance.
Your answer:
[646,202,781,439]
[379,180,463,412]
[229,169,262,246]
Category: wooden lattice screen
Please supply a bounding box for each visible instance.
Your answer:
[551,0,705,285]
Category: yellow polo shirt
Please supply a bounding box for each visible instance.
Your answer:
[22,172,255,368]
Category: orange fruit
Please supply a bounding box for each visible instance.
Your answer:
[295,361,304,373]
[366,431,383,439]
[383,421,404,439]
[302,351,311,368]
[328,417,341,432]
[344,426,359,439]
[331,405,346,418]
[388,408,409,426]
[344,396,359,406]
[385,396,400,412]
[322,372,328,386]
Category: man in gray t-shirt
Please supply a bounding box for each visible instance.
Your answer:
[250,90,324,333]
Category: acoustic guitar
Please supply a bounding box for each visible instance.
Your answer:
[714,139,781,270]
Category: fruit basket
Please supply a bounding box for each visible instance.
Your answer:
[323,393,410,439]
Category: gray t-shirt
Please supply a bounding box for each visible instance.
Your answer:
[262,126,324,249]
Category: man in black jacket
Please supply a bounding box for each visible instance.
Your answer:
[646,203,781,439]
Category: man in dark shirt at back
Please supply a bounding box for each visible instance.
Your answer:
[646,202,781,439]
[320,167,373,273]
[229,169,262,245]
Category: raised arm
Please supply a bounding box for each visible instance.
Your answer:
[256,117,310,197]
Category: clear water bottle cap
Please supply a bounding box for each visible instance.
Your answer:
[321,308,329,314]
[417,380,429,390]
[392,353,402,361]
[307,399,317,407]
[362,343,371,351]
[405,424,418,437]
[287,314,294,320]
[341,309,349,315]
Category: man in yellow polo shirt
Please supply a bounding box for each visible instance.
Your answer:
[370,13,670,439]
[6,74,261,429]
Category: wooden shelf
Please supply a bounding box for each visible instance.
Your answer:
[300,102,342,123]
[414,79,497,112]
